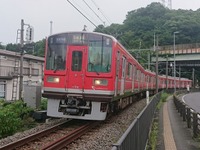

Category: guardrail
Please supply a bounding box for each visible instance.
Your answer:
[173,90,200,138]
[112,92,161,150]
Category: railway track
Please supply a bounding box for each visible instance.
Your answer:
[41,121,98,150]
[0,120,98,150]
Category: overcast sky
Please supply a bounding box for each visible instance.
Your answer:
[0,0,199,44]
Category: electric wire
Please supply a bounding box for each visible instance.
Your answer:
[90,0,112,25]
[71,0,99,25]
[87,1,148,63]
[66,0,147,64]
[82,0,105,25]
[66,0,98,28]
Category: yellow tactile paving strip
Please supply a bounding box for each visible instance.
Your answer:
[163,102,177,150]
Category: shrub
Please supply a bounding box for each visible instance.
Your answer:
[39,98,47,110]
[161,92,170,102]
[0,107,21,138]
[0,100,34,138]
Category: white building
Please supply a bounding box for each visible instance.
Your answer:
[0,49,44,101]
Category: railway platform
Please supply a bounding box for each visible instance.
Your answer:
[158,96,199,150]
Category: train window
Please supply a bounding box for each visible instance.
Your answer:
[71,51,82,71]
[87,36,112,73]
[130,64,133,79]
[137,70,140,81]
[141,73,144,82]
[135,69,137,80]
[127,63,132,79]
[122,57,126,78]
[132,65,136,79]
[46,44,66,71]
[140,73,143,82]
[116,51,120,76]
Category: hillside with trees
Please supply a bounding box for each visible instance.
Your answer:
[95,2,200,49]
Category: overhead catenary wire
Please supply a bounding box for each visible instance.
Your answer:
[66,0,98,28]
[86,0,146,62]
[90,0,112,25]
[71,0,99,25]
[82,0,105,26]
[66,0,148,64]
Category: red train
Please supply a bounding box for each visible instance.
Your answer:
[42,31,192,120]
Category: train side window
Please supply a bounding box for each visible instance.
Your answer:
[127,63,132,79]
[137,70,141,81]
[140,72,143,82]
[135,69,138,81]
[116,51,120,76]
[132,65,135,79]
[130,64,132,79]
[122,57,126,78]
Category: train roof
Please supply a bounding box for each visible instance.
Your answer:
[48,31,118,42]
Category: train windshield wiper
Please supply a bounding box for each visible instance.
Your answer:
[89,62,99,75]
[53,56,57,73]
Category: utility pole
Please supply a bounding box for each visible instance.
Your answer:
[166,55,168,89]
[50,21,53,35]
[18,19,33,100]
[173,31,179,93]
[19,19,24,100]
[155,33,159,93]
[192,68,195,87]
[148,52,150,70]
[179,66,181,89]
[168,0,172,9]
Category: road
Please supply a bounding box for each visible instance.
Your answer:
[182,92,200,113]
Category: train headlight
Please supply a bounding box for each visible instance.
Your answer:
[47,76,60,83]
[94,79,108,86]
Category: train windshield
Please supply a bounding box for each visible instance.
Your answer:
[87,35,112,73]
[46,32,112,73]
[46,39,66,71]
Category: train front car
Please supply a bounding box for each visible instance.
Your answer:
[43,32,114,120]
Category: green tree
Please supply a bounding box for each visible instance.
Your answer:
[34,39,45,57]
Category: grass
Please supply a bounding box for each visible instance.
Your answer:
[148,92,171,149]
[148,121,159,150]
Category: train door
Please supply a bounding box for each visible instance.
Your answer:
[120,56,126,95]
[66,46,86,93]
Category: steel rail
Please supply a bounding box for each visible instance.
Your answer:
[0,120,70,150]
[41,121,99,150]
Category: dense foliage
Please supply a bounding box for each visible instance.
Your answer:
[0,100,35,138]
[0,39,45,57]
[38,98,47,110]
[95,2,200,49]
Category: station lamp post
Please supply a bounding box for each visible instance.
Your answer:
[173,31,179,92]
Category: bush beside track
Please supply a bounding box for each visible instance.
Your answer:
[0,98,47,139]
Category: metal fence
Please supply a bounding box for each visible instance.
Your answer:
[173,89,200,138]
[112,92,161,150]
